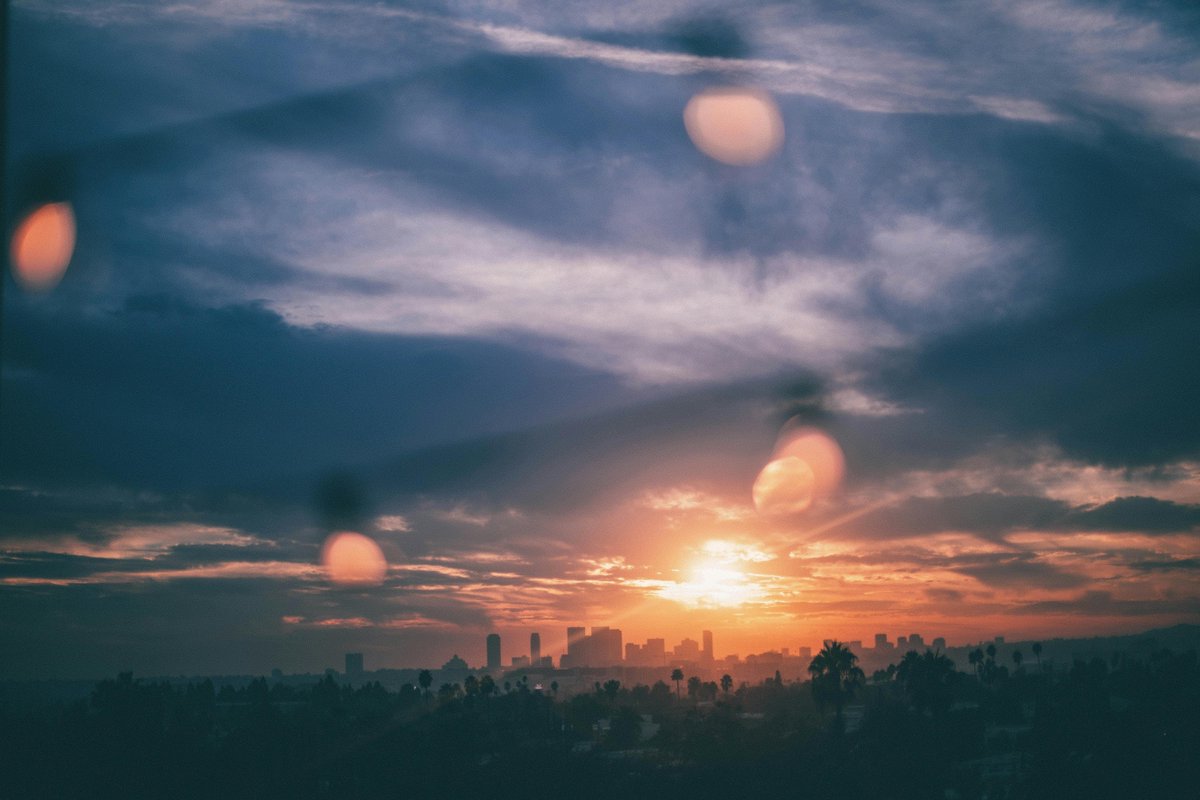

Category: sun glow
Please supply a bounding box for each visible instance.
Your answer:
[657,560,765,608]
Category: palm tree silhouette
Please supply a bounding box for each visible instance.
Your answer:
[720,674,733,696]
[968,648,983,680]
[671,668,684,698]
[418,669,432,699]
[1031,641,1043,671]
[1012,650,1023,671]
[807,640,865,720]
[896,649,960,715]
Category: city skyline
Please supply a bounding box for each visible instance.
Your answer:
[3,0,1199,681]
[280,626,1086,678]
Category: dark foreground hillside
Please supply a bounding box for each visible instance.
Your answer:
[2,647,1197,800]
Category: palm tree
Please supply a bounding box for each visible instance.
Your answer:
[968,648,983,680]
[1031,641,1043,670]
[1012,650,1023,672]
[720,674,733,696]
[687,676,702,700]
[808,640,865,720]
[896,650,960,715]
[418,669,432,698]
[671,668,684,698]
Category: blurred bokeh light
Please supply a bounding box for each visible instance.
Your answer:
[684,87,784,166]
[754,423,845,514]
[320,531,387,586]
[10,202,76,291]
[753,455,816,514]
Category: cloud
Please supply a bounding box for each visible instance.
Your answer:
[1,294,633,489]
[847,493,1069,540]
[951,552,1091,590]
[1065,496,1200,533]
[1019,590,1200,617]
[823,493,1200,541]
[5,0,1200,676]
[925,587,964,602]
[1126,558,1200,573]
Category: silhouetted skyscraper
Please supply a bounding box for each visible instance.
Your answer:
[530,632,541,663]
[486,633,501,670]
[702,630,714,661]
[674,637,700,660]
[561,625,622,667]
[345,652,364,676]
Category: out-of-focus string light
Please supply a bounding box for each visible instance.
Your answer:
[684,87,784,166]
[10,202,76,291]
[320,531,388,586]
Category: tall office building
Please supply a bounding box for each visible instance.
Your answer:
[674,637,701,660]
[345,652,364,676]
[561,625,623,667]
[486,633,501,671]
[702,630,714,661]
[590,626,623,665]
[874,633,892,649]
[530,632,541,664]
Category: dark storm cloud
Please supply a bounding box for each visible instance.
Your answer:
[354,374,820,515]
[851,493,1068,540]
[1126,558,1200,573]
[857,121,1200,471]
[1,295,634,490]
[1019,590,1200,617]
[951,553,1090,590]
[6,1,472,161]
[829,493,1200,541]
[792,542,1089,590]
[1065,496,1200,533]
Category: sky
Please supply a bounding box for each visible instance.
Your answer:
[2,0,1199,680]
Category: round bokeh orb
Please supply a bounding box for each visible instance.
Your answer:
[773,425,845,500]
[753,455,816,514]
[320,531,387,586]
[683,87,784,166]
[753,423,845,515]
[10,202,76,291]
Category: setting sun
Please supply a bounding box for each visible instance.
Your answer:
[657,560,765,608]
